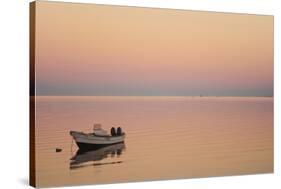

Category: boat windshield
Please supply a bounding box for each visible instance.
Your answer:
[93,124,108,136]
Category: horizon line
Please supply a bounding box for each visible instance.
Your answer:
[32,95,274,97]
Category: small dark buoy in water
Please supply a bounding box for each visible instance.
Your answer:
[56,148,62,152]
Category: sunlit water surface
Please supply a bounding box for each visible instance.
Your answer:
[35,96,273,187]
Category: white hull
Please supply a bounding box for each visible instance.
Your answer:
[70,131,125,145]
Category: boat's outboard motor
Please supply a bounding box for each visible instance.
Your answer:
[117,127,122,136]
[111,127,116,136]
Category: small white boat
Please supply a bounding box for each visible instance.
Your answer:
[70,124,125,151]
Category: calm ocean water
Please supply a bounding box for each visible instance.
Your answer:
[35,96,273,187]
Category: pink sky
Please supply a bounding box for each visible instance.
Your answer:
[35,1,273,96]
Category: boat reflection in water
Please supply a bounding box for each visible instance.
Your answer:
[70,143,125,170]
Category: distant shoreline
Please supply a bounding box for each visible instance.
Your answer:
[33,95,274,98]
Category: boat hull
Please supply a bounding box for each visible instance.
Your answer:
[76,141,124,151]
[70,131,125,151]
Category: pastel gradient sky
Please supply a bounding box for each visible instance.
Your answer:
[35,1,273,96]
